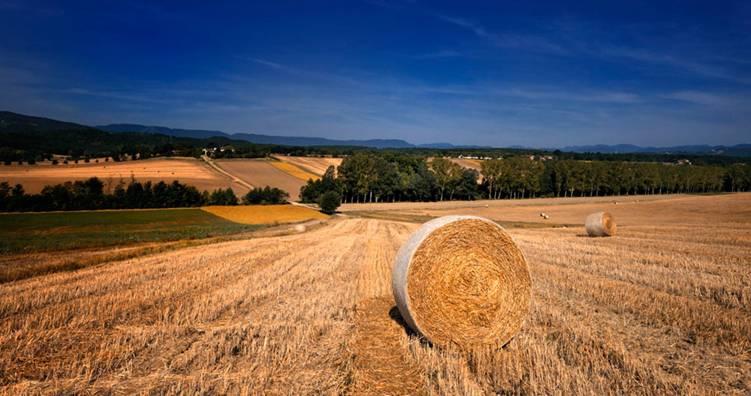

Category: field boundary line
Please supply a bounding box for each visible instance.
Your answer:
[201,155,254,190]
[203,156,309,205]
[270,154,325,178]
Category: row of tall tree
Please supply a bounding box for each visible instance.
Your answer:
[485,159,748,198]
[0,178,289,212]
[300,153,482,203]
[300,153,751,204]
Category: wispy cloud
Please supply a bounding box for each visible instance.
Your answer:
[250,57,369,87]
[433,13,751,84]
[2,29,748,147]
[491,88,641,104]
[436,15,491,38]
[412,50,465,59]
[661,90,745,107]
[0,0,61,15]
[435,14,568,55]
[63,88,177,105]
[602,47,751,85]
[251,58,285,70]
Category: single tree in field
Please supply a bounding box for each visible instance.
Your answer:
[300,165,341,203]
[318,190,341,214]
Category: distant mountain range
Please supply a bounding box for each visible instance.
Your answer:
[1,111,748,155]
[99,123,751,156]
[1,111,100,133]
[99,124,419,149]
[562,143,751,157]
[98,124,493,149]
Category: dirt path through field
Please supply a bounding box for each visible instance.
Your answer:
[349,219,427,394]
[351,297,426,395]
[215,159,308,200]
[201,155,254,191]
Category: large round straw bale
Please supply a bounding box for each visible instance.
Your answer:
[392,215,531,348]
[585,211,616,237]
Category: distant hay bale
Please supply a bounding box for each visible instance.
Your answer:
[392,216,531,349]
[294,224,307,233]
[585,212,616,237]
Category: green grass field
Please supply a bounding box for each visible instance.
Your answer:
[0,208,260,254]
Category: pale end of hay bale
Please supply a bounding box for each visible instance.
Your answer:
[294,224,307,233]
[392,215,531,349]
[585,211,616,237]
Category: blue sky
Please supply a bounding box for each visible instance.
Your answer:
[1,1,749,147]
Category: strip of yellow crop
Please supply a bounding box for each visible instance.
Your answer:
[270,161,320,181]
[202,205,327,225]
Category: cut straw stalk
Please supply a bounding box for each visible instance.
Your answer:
[585,212,617,237]
[392,215,531,349]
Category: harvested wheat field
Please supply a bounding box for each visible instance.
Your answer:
[268,161,319,181]
[450,158,483,172]
[1,193,750,394]
[214,159,309,200]
[273,155,343,177]
[0,158,243,194]
[202,205,328,225]
[340,193,734,226]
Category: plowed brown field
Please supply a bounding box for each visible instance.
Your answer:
[1,194,750,394]
[215,159,308,200]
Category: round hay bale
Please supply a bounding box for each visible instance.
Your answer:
[585,211,616,237]
[392,215,531,348]
[294,224,307,233]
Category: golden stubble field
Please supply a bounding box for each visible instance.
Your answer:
[1,194,750,394]
[0,158,244,194]
[272,155,343,177]
[449,158,483,172]
[202,205,328,225]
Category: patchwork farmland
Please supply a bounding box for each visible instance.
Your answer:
[0,155,347,200]
[213,159,313,200]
